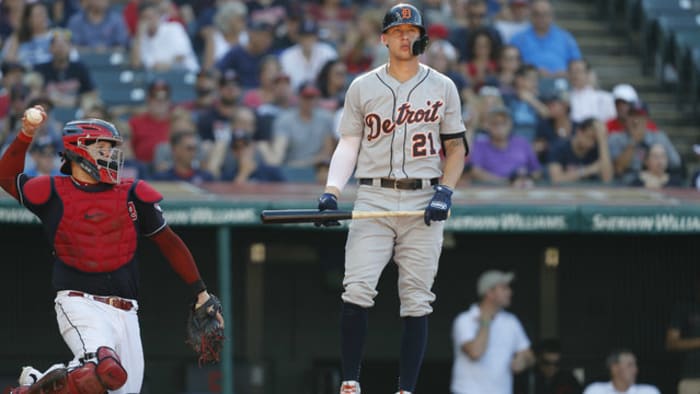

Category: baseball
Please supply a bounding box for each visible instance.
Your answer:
[25,108,43,125]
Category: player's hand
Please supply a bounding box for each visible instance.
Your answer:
[196,290,224,328]
[315,192,340,227]
[424,185,453,226]
[21,105,47,138]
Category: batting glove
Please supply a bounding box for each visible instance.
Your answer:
[315,193,341,227]
[424,185,453,226]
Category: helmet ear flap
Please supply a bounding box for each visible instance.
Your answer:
[412,34,429,56]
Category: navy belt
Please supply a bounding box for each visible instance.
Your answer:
[358,178,439,190]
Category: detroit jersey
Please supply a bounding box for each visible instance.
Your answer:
[338,64,464,179]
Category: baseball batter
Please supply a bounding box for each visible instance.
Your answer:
[0,107,224,394]
[316,4,468,394]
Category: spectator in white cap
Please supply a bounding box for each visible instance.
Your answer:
[605,83,659,134]
[451,270,535,394]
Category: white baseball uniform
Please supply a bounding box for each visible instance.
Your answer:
[338,63,465,316]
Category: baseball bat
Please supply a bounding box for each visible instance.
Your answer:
[260,209,424,224]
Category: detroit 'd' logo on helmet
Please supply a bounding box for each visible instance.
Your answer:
[364,100,443,142]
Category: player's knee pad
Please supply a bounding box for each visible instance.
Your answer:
[94,346,128,390]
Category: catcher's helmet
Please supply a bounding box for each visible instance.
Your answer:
[382,3,429,55]
[60,119,124,184]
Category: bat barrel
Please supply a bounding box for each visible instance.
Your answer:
[260,209,351,224]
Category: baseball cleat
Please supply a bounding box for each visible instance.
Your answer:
[340,380,360,394]
[18,367,41,386]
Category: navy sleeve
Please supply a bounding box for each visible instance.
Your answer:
[133,199,166,237]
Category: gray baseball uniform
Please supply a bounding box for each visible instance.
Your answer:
[339,63,464,316]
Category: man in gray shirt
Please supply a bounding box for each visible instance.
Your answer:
[608,101,681,185]
[268,81,336,171]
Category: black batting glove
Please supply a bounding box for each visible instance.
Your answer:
[315,192,341,227]
[424,185,453,226]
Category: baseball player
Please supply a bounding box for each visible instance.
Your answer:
[316,4,468,394]
[0,106,224,394]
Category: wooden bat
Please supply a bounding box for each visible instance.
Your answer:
[260,209,424,224]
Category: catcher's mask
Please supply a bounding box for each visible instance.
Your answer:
[382,3,429,56]
[60,119,124,184]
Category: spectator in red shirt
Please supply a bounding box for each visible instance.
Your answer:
[605,84,658,134]
[129,79,173,164]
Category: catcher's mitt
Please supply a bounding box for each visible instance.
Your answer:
[186,294,224,365]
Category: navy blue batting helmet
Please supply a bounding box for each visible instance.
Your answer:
[382,3,426,35]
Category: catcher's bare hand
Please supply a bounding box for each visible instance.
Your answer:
[21,105,47,138]
[196,291,224,328]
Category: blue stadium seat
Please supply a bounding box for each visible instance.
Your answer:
[101,85,146,106]
[91,69,146,91]
[689,47,700,112]
[145,70,196,104]
[78,51,127,69]
[538,77,568,97]
[671,31,700,108]
[643,13,700,75]
[51,107,78,124]
[91,69,148,106]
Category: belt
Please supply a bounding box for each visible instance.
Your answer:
[67,291,134,312]
[358,177,439,190]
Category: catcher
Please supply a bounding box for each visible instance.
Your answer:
[0,106,224,394]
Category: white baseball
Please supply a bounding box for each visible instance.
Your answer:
[25,108,43,125]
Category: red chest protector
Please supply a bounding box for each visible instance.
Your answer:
[53,177,138,273]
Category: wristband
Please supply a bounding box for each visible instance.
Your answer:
[189,279,207,296]
[17,130,33,143]
[479,319,491,327]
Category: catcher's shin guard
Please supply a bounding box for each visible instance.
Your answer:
[94,346,127,390]
[22,347,127,394]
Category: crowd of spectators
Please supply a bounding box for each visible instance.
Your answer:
[0,0,693,189]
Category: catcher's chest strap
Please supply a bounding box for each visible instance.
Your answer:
[67,291,135,312]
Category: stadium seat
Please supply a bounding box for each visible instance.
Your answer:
[671,31,700,108]
[689,47,700,112]
[627,0,688,33]
[51,107,78,124]
[145,70,196,104]
[78,51,127,69]
[101,85,146,106]
[91,69,146,91]
[643,13,699,75]
[91,69,147,106]
[538,77,568,97]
